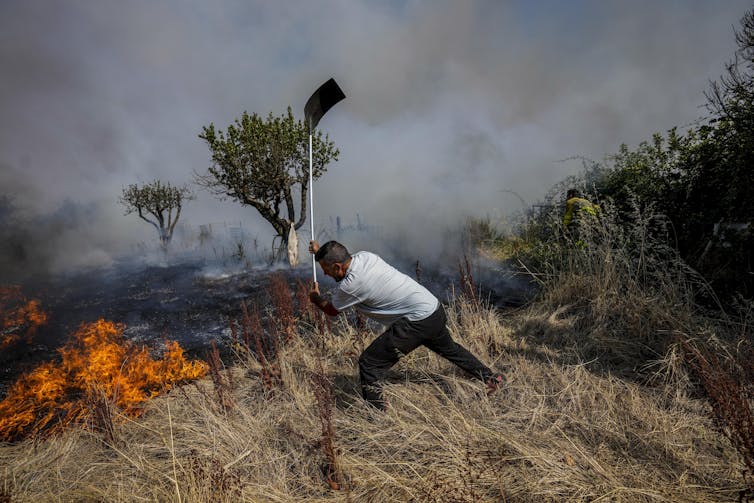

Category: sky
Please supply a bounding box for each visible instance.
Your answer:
[0,0,751,277]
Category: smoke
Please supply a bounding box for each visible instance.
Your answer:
[0,0,750,277]
[0,184,145,283]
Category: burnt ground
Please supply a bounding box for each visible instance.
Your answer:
[1,260,271,397]
[0,256,535,398]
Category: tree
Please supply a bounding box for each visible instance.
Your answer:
[196,107,339,258]
[706,9,754,128]
[695,9,754,226]
[119,180,194,250]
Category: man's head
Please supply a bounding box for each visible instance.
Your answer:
[566,188,581,199]
[315,241,351,282]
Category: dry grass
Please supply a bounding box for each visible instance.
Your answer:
[0,206,750,501]
[0,291,745,502]
[514,202,714,379]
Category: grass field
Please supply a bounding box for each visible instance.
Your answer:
[1,210,751,501]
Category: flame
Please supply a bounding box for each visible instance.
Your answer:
[0,285,48,350]
[0,319,208,441]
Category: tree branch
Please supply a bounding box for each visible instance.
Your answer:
[137,208,161,233]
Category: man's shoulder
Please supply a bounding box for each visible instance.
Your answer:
[341,251,384,285]
[349,251,381,275]
[352,250,376,259]
[349,251,381,267]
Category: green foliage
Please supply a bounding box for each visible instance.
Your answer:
[553,124,753,296]
[119,180,193,249]
[197,107,339,245]
[522,10,754,297]
[598,131,684,215]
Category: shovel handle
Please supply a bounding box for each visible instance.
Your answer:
[309,133,317,282]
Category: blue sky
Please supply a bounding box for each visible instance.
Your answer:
[0,0,751,272]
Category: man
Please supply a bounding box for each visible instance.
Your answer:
[562,188,600,228]
[562,188,601,247]
[308,240,503,410]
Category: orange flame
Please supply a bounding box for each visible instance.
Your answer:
[0,319,208,441]
[0,285,48,350]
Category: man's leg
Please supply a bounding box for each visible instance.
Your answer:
[358,318,423,409]
[418,306,494,381]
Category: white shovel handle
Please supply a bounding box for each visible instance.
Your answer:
[309,133,316,282]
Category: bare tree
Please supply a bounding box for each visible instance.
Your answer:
[119,180,194,250]
[706,9,754,123]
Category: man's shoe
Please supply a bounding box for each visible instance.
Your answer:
[485,374,504,395]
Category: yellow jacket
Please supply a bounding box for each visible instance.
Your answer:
[563,197,600,226]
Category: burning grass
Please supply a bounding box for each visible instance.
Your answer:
[0,319,207,441]
[0,285,47,350]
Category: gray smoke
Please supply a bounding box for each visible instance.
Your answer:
[0,0,750,278]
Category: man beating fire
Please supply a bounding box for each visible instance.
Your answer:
[308,240,504,411]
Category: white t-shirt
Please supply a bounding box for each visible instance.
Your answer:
[330,251,439,326]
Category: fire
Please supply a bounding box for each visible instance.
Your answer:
[0,319,208,441]
[0,285,48,350]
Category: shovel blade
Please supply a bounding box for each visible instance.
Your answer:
[304,78,346,130]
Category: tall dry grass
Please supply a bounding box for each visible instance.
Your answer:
[0,209,750,501]
[514,202,713,377]
[512,201,753,496]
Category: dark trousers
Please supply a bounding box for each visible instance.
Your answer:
[358,305,493,409]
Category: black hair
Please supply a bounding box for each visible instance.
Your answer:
[566,188,581,199]
[315,241,351,264]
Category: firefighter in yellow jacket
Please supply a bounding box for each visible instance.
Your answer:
[563,189,600,226]
[563,189,600,246]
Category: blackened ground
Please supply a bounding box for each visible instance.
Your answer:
[1,260,266,397]
[0,257,535,398]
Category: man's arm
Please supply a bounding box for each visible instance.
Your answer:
[309,282,340,316]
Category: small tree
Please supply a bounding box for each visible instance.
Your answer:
[196,107,339,259]
[119,180,193,250]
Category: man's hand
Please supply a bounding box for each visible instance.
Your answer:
[308,281,339,316]
[309,240,320,255]
[309,281,322,304]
